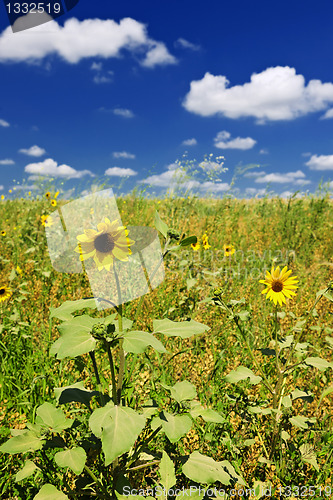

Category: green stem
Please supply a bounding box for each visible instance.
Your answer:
[116,303,125,405]
[105,341,117,404]
[84,465,110,498]
[89,351,105,406]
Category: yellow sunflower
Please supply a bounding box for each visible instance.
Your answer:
[51,199,57,207]
[259,265,299,306]
[0,285,12,303]
[202,234,211,250]
[75,218,134,271]
[224,244,235,257]
[45,191,51,199]
[191,242,201,251]
[1,230,6,236]
[41,214,54,227]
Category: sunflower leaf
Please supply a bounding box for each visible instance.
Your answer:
[50,298,98,321]
[154,211,169,238]
[225,366,262,385]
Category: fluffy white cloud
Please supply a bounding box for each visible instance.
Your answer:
[0,158,15,165]
[112,151,135,159]
[113,108,134,118]
[245,187,268,197]
[93,73,113,84]
[175,38,201,51]
[214,130,256,150]
[259,149,269,154]
[0,185,4,190]
[24,158,94,178]
[0,118,10,127]
[105,167,137,177]
[320,108,333,119]
[183,66,333,122]
[0,17,176,68]
[19,145,46,157]
[255,170,308,184]
[244,170,266,178]
[182,138,197,146]
[305,154,333,170]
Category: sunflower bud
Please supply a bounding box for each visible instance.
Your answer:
[167,229,181,240]
[91,323,107,340]
[213,287,224,296]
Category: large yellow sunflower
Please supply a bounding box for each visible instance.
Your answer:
[0,285,12,303]
[259,265,299,306]
[75,218,134,271]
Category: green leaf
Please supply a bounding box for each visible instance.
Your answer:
[90,403,146,466]
[291,389,313,402]
[33,484,68,499]
[182,451,232,485]
[123,330,167,354]
[159,451,176,491]
[50,298,97,321]
[189,401,224,423]
[15,460,40,482]
[54,382,100,406]
[153,318,209,339]
[225,366,262,385]
[169,381,197,404]
[186,278,197,290]
[289,416,316,429]
[36,403,73,432]
[54,447,87,475]
[0,430,45,454]
[247,406,272,415]
[325,336,333,348]
[317,384,333,407]
[281,396,292,408]
[50,316,97,359]
[154,211,168,238]
[299,443,319,471]
[304,357,333,371]
[179,236,197,247]
[278,335,294,349]
[160,411,192,443]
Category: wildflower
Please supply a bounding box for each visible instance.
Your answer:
[1,230,6,236]
[51,199,57,207]
[1,195,4,200]
[224,244,235,257]
[54,191,59,199]
[41,214,54,227]
[16,265,23,275]
[191,242,201,251]
[75,218,134,272]
[9,189,12,193]
[45,191,51,199]
[259,265,299,306]
[28,191,31,196]
[0,285,12,303]
[202,234,211,250]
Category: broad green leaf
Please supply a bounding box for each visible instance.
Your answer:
[317,384,333,407]
[278,335,294,349]
[299,443,319,471]
[236,310,250,321]
[51,318,97,359]
[182,451,231,485]
[291,389,313,402]
[247,406,272,415]
[123,330,167,354]
[0,431,45,454]
[57,315,97,337]
[281,396,292,408]
[186,278,197,290]
[90,404,146,466]
[153,318,209,339]
[54,382,100,406]
[179,236,197,247]
[154,211,168,238]
[54,447,86,475]
[289,416,316,429]
[15,460,39,482]
[159,451,176,490]
[160,412,192,443]
[36,403,73,432]
[323,290,333,302]
[50,298,97,321]
[189,401,224,423]
[325,336,333,348]
[225,366,262,385]
[169,381,197,404]
[34,484,68,499]
[304,357,333,371]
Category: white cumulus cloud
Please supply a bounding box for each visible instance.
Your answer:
[0,118,10,127]
[0,158,15,165]
[182,138,197,146]
[214,130,256,150]
[183,66,333,122]
[24,158,94,178]
[19,145,46,157]
[320,108,333,119]
[305,154,333,170]
[113,108,134,118]
[255,170,308,184]
[0,17,176,68]
[112,151,135,159]
[105,167,137,177]
[175,38,201,51]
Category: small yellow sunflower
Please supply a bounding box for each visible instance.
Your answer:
[0,285,12,303]
[259,265,299,306]
[41,214,54,227]
[51,199,57,207]
[54,191,59,199]
[224,244,235,257]
[1,230,6,236]
[1,195,4,200]
[202,234,211,250]
[16,265,23,275]
[191,242,201,251]
[75,218,134,272]
[45,191,51,199]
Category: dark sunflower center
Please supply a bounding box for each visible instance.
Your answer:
[226,247,230,252]
[272,280,283,293]
[0,288,5,295]
[94,233,115,253]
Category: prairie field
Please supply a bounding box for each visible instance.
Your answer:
[0,192,332,499]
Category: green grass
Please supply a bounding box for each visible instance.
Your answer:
[0,192,332,498]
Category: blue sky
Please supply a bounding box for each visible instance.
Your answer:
[1,0,333,198]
